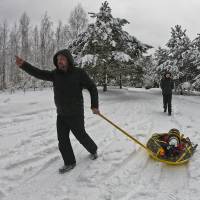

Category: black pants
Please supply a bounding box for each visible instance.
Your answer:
[163,94,172,114]
[57,115,97,165]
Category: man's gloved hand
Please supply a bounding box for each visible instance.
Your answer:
[91,108,100,115]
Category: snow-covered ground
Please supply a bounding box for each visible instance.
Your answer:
[0,87,199,200]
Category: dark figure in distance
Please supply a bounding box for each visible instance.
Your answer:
[160,72,174,116]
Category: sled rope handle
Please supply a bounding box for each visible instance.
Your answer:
[98,113,147,150]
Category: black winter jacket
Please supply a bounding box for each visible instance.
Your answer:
[20,49,99,116]
[160,77,174,95]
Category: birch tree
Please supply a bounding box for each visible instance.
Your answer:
[0,21,8,90]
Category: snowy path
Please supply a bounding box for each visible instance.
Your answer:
[0,88,199,200]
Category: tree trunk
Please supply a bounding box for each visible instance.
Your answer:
[119,73,122,89]
[103,72,107,92]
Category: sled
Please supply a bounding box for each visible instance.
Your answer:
[146,133,197,165]
[99,113,198,165]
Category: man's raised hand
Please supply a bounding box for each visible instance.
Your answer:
[15,56,24,67]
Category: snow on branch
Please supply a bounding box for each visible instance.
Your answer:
[113,51,132,62]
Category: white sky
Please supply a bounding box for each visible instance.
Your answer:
[1,0,200,49]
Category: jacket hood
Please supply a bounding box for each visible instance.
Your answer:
[53,49,74,70]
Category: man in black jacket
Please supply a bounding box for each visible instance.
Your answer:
[15,49,100,173]
[160,72,174,116]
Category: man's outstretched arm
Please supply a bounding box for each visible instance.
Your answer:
[15,56,54,82]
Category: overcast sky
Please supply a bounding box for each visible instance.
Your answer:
[1,0,200,50]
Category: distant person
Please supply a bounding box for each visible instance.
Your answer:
[160,72,174,116]
[15,49,100,174]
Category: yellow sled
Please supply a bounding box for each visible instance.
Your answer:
[99,113,197,165]
[146,133,197,165]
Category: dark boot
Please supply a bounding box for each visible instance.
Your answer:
[168,108,172,116]
[89,152,98,160]
[59,163,76,174]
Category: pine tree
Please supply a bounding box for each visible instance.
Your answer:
[166,25,191,81]
[154,25,194,90]
[190,34,200,90]
[68,1,151,91]
[138,55,157,88]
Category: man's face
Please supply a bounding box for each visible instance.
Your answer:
[166,73,171,78]
[57,54,69,71]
